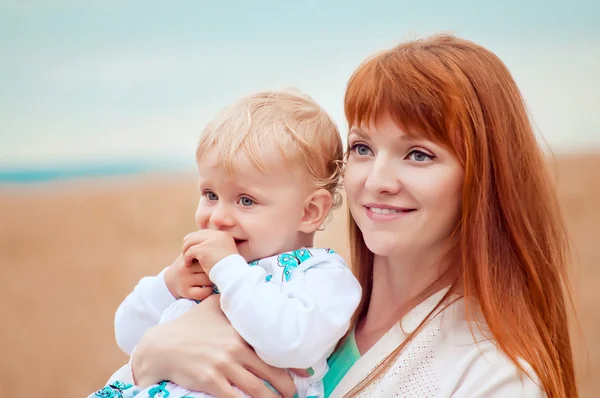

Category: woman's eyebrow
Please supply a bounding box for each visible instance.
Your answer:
[348,128,369,139]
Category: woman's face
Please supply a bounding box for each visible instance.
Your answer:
[344,113,464,259]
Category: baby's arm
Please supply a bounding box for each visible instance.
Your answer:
[209,254,362,370]
[115,253,215,355]
[114,268,177,355]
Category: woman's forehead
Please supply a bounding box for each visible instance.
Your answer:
[349,115,418,141]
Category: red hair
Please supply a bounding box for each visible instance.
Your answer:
[344,34,576,397]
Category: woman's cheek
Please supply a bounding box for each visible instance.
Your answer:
[343,163,364,196]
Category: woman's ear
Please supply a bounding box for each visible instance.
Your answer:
[298,189,333,233]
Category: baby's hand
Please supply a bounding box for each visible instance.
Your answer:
[164,254,215,300]
[182,229,239,274]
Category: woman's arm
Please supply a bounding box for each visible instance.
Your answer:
[131,294,297,398]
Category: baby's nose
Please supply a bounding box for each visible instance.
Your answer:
[208,206,236,229]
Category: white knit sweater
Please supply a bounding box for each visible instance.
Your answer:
[330,289,545,397]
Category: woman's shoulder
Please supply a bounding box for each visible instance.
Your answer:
[335,293,545,397]
[348,293,544,397]
[430,297,545,397]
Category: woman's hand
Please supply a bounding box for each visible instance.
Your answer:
[131,294,296,398]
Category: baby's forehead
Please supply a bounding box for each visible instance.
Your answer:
[197,148,308,184]
[199,147,278,170]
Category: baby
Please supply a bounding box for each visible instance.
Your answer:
[89,89,362,398]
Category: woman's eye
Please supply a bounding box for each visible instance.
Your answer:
[205,191,218,201]
[407,150,434,162]
[351,143,373,156]
[239,197,255,207]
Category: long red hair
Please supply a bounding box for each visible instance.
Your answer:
[344,34,576,397]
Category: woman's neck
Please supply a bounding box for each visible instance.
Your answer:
[356,248,456,346]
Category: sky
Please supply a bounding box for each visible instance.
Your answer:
[1,0,599,168]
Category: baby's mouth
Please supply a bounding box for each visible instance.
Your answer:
[234,238,246,245]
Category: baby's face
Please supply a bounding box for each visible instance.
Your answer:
[194,149,312,262]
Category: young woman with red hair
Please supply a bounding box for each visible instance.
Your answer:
[128,34,577,397]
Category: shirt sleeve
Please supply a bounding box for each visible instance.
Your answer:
[105,352,138,387]
[209,254,362,369]
[114,269,177,355]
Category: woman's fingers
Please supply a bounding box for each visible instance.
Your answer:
[225,365,282,398]
[241,354,296,398]
[196,370,241,398]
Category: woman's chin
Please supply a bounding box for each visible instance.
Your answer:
[363,235,405,257]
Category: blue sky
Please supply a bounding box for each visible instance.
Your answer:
[1,1,599,168]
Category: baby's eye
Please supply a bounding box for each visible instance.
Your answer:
[239,196,255,207]
[204,191,218,201]
[407,149,434,162]
[350,143,373,156]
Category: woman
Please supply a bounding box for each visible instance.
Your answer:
[131,34,577,397]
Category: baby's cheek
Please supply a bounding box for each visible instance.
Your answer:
[194,209,208,229]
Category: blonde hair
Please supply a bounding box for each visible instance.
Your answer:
[196,89,344,209]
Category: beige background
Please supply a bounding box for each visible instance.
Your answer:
[1,153,598,397]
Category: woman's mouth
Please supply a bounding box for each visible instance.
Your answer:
[365,204,416,219]
[368,208,416,214]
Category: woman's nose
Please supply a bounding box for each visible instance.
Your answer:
[364,155,402,195]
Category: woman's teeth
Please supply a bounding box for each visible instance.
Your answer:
[370,207,400,214]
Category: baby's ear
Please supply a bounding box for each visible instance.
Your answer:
[298,189,333,233]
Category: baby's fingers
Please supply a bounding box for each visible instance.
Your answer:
[191,271,212,287]
[182,230,211,257]
[182,234,201,260]
[183,244,201,266]
[187,286,215,301]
